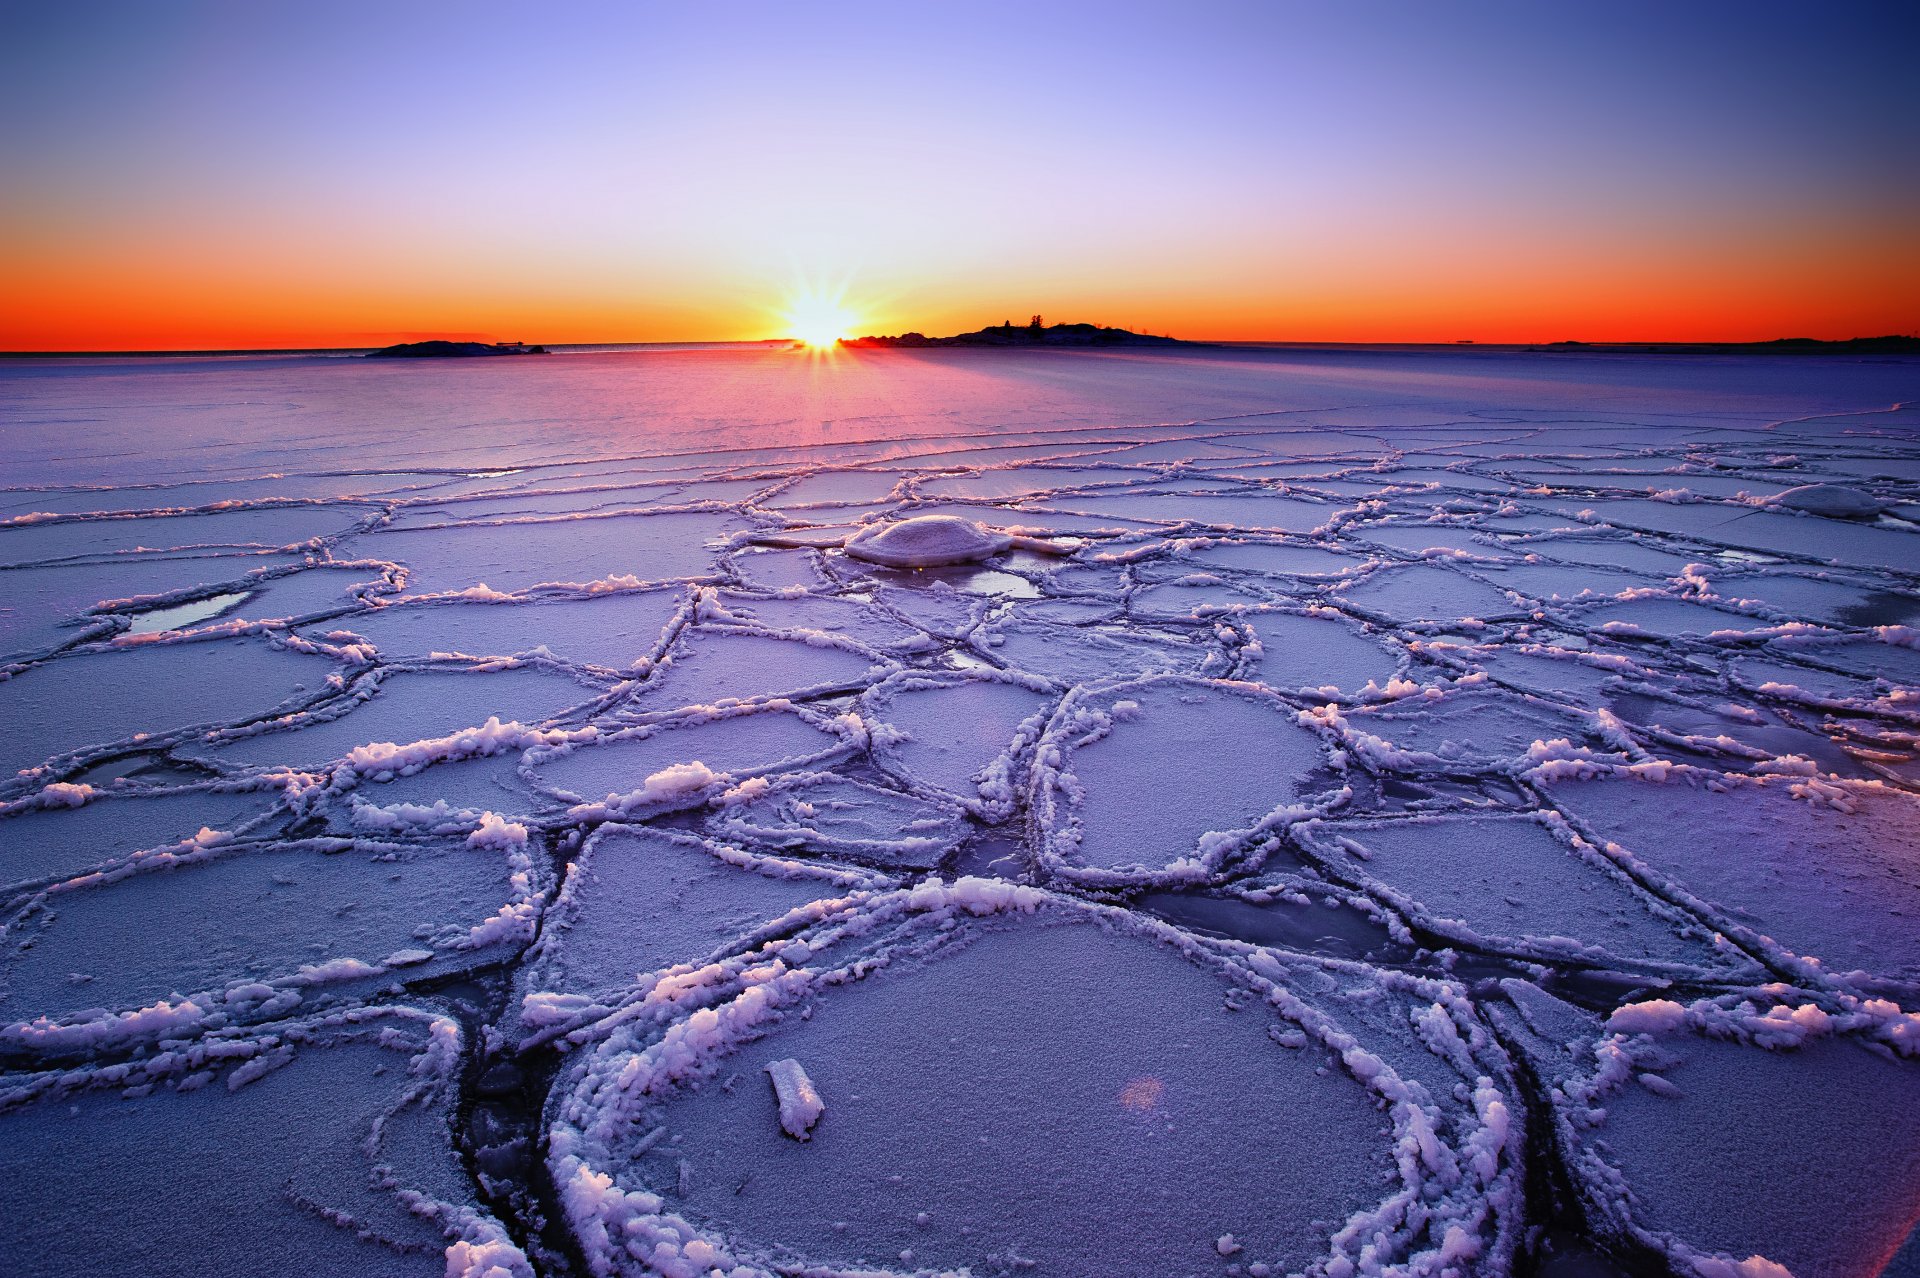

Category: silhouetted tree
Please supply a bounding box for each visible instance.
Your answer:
[1029,314,1043,333]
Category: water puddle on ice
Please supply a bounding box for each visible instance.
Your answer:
[862,563,1041,597]
[121,590,250,634]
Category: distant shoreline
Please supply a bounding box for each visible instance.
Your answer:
[2,335,1913,359]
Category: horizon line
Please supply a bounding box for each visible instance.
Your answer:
[5,334,1917,359]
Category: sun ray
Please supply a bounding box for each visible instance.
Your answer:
[779,283,860,350]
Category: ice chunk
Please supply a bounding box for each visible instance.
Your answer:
[1524,996,1920,1278]
[1046,489,1334,532]
[0,785,275,890]
[981,616,1220,684]
[1240,610,1402,696]
[0,505,365,567]
[626,626,887,716]
[548,901,1513,1278]
[0,554,305,658]
[1763,482,1886,518]
[763,1058,826,1140]
[1547,771,1920,991]
[1579,597,1777,639]
[1180,539,1370,578]
[1324,686,1603,772]
[518,825,868,1014]
[351,510,737,593]
[843,515,1028,567]
[1,837,530,1050]
[701,589,932,652]
[1338,563,1521,623]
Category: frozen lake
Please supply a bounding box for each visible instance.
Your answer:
[2,345,1918,1278]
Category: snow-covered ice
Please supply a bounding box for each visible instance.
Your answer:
[3,344,1918,1275]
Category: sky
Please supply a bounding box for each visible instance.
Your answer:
[2,0,1916,350]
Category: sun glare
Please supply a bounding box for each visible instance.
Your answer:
[781,287,859,349]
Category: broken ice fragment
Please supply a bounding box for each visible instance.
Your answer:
[1762,482,1885,519]
[765,1057,826,1140]
[844,515,1014,567]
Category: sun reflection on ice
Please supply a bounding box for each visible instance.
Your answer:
[1118,1075,1166,1113]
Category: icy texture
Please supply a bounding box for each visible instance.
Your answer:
[322,591,685,670]
[1032,676,1343,885]
[1547,771,1920,993]
[547,891,1519,1278]
[861,669,1055,814]
[707,771,970,867]
[517,825,868,1016]
[1,836,529,1049]
[1295,813,1727,971]
[2,637,339,784]
[193,665,600,771]
[761,1057,826,1140]
[0,1009,526,1277]
[5,349,1920,1273]
[843,514,1014,566]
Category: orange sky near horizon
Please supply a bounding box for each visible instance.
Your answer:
[3,3,1915,352]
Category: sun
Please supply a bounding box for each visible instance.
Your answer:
[781,286,859,349]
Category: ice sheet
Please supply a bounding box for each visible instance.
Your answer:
[5,347,1919,1274]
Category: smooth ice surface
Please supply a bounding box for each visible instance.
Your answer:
[322,591,685,669]
[2,638,338,783]
[1,838,521,1032]
[1338,563,1522,623]
[1242,610,1402,695]
[530,708,844,805]
[0,785,277,889]
[351,511,735,593]
[196,666,599,771]
[1297,814,1716,968]
[626,627,886,715]
[524,825,855,1002]
[863,672,1054,808]
[1036,678,1337,881]
[604,919,1390,1277]
[5,346,1919,1274]
[1595,1035,1920,1278]
[1548,773,1920,990]
[708,773,969,867]
[0,1013,499,1278]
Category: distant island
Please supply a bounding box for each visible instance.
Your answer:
[1533,335,1920,355]
[366,340,548,358]
[844,316,1187,349]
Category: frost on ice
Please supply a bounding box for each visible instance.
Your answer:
[3,352,1919,1275]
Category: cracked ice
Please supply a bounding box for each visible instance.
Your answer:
[2,347,1918,1278]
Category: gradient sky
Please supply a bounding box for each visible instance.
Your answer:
[3,0,1915,350]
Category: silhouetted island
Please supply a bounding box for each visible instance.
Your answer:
[1533,335,1919,355]
[366,340,549,358]
[844,316,1187,348]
